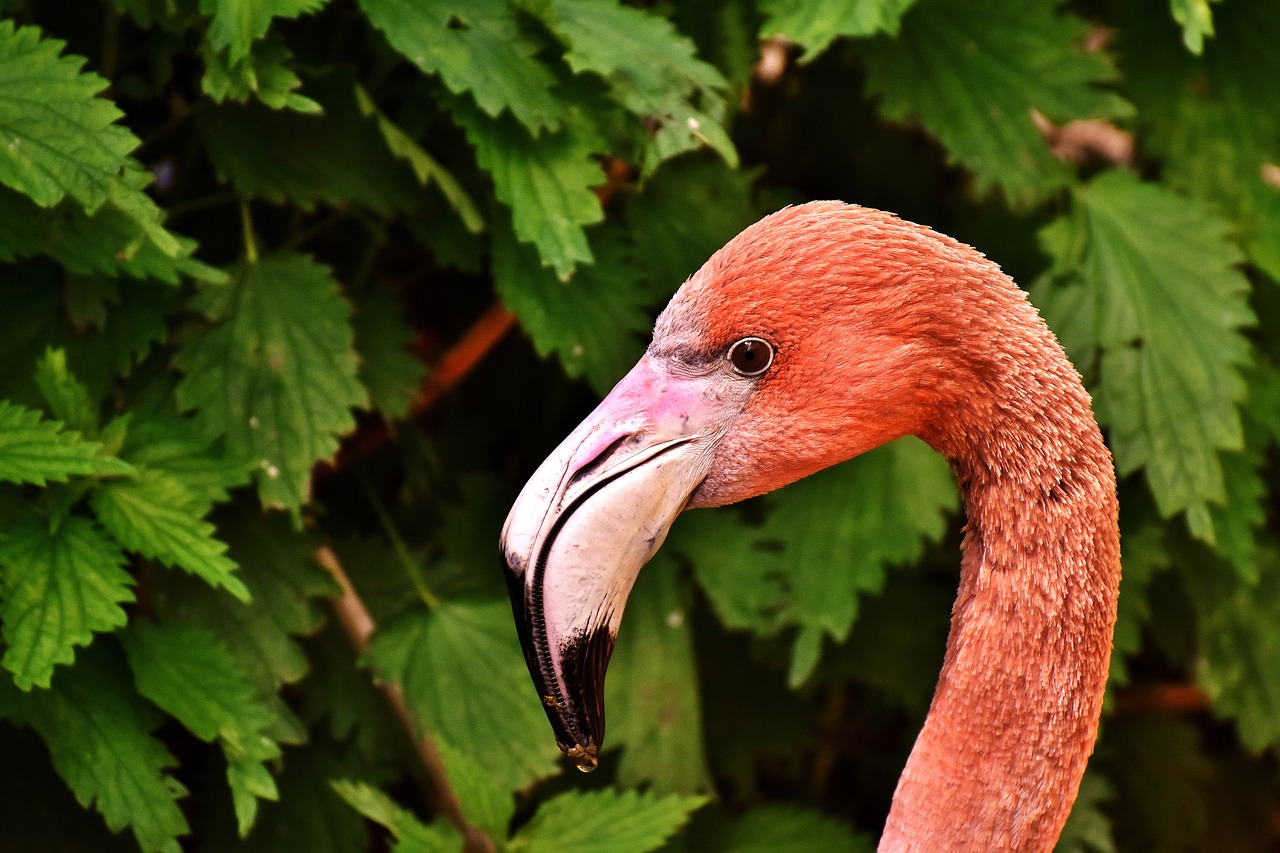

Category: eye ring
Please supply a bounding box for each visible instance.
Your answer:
[727,337,774,377]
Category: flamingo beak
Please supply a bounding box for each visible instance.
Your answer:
[500,353,748,770]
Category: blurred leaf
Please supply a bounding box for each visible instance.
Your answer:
[1055,771,1115,853]
[352,292,426,420]
[365,599,561,790]
[458,102,605,278]
[0,400,131,486]
[684,804,874,852]
[0,648,190,853]
[92,469,248,600]
[761,0,917,58]
[1169,0,1220,53]
[1108,514,1172,688]
[34,347,96,434]
[607,556,711,794]
[359,0,564,133]
[1108,715,1211,851]
[174,253,367,515]
[513,788,706,853]
[862,0,1132,206]
[0,512,132,689]
[493,220,650,392]
[435,739,514,843]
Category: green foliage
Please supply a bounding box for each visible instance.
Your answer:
[0,0,1277,849]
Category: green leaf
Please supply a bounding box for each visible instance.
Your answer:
[122,620,280,835]
[358,0,564,133]
[352,85,484,233]
[1169,0,1221,54]
[493,220,650,392]
[196,77,421,213]
[0,400,131,486]
[1108,715,1211,850]
[861,0,1132,205]
[758,437,957,685]
[91,469,248,600]
[0,512,133,689]
[174,253,367,515]
[200,0,329,64]
[458,103,605,279]
[365,599,560,790]
[535,0,737,173]
[1033,171,1255,533]
[1190,549,1280,752]
[1056,771,1116,853]
[150,505,336,746]
[331,780,461,852]
[1109,516,1172,688]
[0,21,140,212]
[685,805,874,852]
[434,739,514,844]
[352,293,426,420]
[117,415,252,516]
[34,347,96,434]
[606,557,711,794]
[761,0,918,58]
[201,35,321,113]
[0,648,190,853]
[513,789,706,853]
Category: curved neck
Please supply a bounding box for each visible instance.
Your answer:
[881,338,1121,851]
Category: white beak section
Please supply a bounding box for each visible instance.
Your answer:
[500,353,748,770]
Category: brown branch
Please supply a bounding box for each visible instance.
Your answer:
[314,546,496,853]
[1113,682,1211,715]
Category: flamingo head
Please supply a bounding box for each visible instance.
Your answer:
[501,201,1000,769]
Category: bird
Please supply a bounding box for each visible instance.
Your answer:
[500,201,1121,851]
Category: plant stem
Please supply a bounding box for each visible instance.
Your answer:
[314,546,493,853]
[239,200,259,263]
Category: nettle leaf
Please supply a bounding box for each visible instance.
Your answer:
[1033,171,1254,541]
[200,0,329,64]
[457,103,606,279]
[493,221,650,393]
[606,557,711,794]
[861,0,1132,206]
[0,512,133,690]
[359,0,564,133]
[174,253,367,515]
[1169,0,1221,54]
[0,648,190,853]
[117,415,252,516]
[434,740,513,844]
[0,187,221,285]
[123,621,281,836]
[92,469,248,600]
[0,21,139,211]
[685,805,874,852]
[351,292,427,421]
[0,400,131,486]
[364,599,561,790]
[624,155,759,299]
[760,0,918,58]
[1109,516,1172,688]
[331,780,461,852]
[1188,549,1280,752]
[151,506,336,746]
[201,34,321,113]
[197,92,420,213]
[513,789,707,853]
[534,0,737,173]
[757,436,957,685]
[352,85,484,233]
[35,347,96,435]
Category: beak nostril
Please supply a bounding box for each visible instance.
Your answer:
[567,434,630,488]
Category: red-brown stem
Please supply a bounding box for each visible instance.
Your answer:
[1113,683,1211,715]
[314,546,495,853]
[409,302,516,418]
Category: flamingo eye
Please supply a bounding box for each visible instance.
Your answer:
[727,337,774,377]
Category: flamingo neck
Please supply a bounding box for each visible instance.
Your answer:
[881,340,1121,851]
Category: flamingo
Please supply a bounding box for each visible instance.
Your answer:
[500,201,1121,850]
